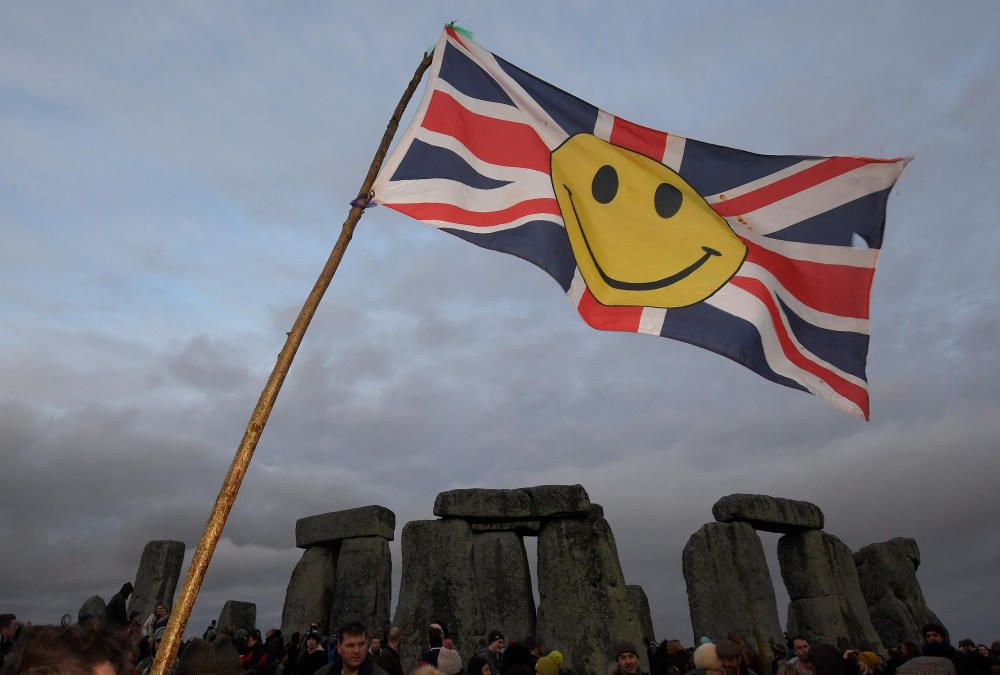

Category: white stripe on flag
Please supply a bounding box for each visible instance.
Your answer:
[662,135,686,172]
[594,110,614,142]
[738,228,882,268]
[638,307,667,335]
[420,211,564,234]
[433,81,529,125]
[567,269,587,308]
[379,178,555,211]
[704,160,825,204]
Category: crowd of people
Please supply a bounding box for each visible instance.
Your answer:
[1,608,998,675]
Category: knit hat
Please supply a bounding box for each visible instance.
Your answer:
[921,624,949,642]
[897,657,957,675]
[716,640,741,659]
[615,642,640,658]
[488,630,505,644]
[437,647,463,675]
[176,636,242,675]
[693,643,722,671]
[536,651,564,675]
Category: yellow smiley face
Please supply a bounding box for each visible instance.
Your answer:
[551,134,746,308]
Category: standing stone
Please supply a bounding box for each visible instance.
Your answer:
[779,531,884,653]
[854,538,940,647]
[393,519,484,673]
[79,595,107,623]
[536,514,645,675]
[683,523,784,665]
[627,585,655,645]
[127,540,185,621]
[473,532,535,641]
[329,537,392,634]
[712,494,825,533]
[219,600,256,633]
[281,545,338,638]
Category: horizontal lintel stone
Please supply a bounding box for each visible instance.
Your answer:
[296,505,395,548]
[712,494,824,533]
[433,484,591,521]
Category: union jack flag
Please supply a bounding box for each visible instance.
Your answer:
[372,26,909,419]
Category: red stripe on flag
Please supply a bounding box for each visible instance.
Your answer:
[711,157,873,217]
[444,25,470,51]
[576,288,643,332]
[386,198,561,227]
[609,117,668,161]
[741,238,875,319]
[729,276,870,419]
[422,91,551,173]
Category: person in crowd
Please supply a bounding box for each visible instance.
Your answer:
[105,583,133,627]
[240,628,267,672]
[717,640,758,675]
[807,644,852,675]
[854,650,883,675]
[1,621,133,674]
[523,637,545,668]
[502,640,535,675]
[422,624,446,667]
[535,650,563,675]
[0,614,21,666]
[971,646,993,675]
[298,630,329,675]
[177,635,242,675]
[437,638,464,675]
[142,603,169,639]
[686,642,723,675]
[262,628,283,674]
[787,637,814,675]
[369,635,382,658]
[922,622,971,675]
[204,620,219,640]
[284,632,302,674]
[468,655,492,675]
[614,641,647,675]
[137,626,167,675]
[376,626,404,675]
[478,630,505,675]
[314,622,388,675]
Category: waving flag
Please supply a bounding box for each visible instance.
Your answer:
[372,25,909,419]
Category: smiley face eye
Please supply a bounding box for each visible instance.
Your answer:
[655,182,683,218]
[591,165,618,204]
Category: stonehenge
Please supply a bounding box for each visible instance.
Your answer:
[281,505,394,638]
[126,539,185,621]
[218,600,256,633]
[683,494,937,662]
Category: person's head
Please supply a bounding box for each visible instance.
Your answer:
[154,604,166,618]
[247,629,261,647]
[371,636,382,652]
[615,642,641,674]
[387,625,402,647]
[921,623,948,645]
[855,651,882,675]
[468,655,491,675]
[428,624,445,648]
[959,639,975,653]
[978,646,990,658]
[306,631,321,652]
[176,635,241,675]
[716,640,742,675]
[337,622,369,671]
[120,583,133,598]
[792,637,810,662]
[5,622,132,675]
[487,630,505,653]
[899,642,919,659]
[693,643,722,673]
[667,640,684,655]
[0,614,17,640]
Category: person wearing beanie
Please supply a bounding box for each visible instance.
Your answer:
[614,641,647,675]
[536,650,564,675]
[437,642,463,675]
[688,643,723,675]
[477,630,505,675]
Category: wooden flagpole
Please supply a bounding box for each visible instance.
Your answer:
[150,50,433,675]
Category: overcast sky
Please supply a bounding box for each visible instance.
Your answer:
[1,1,998,647]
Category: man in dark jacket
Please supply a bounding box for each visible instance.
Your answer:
[921,623,971,675]
[375,626,404,675]
[614,641,648,675]
[315,622,388,675]
[105,583,133,626]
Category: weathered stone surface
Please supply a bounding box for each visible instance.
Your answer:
[219,600,256,633]
[127,540,185,621]
[281,545,338,638]
[712,494,824,533]
[683,522,784,665]
[296,505,395,548]
[779,531,884,653]
[329,537,392,634]
[469,520,542,535]
[79,595,107,622]
[434,484,591,521]
[393,520,484,673]
[537,513,645,675]
[854,538,940,647]
[473,532,535,642]
[628,585,655,645]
